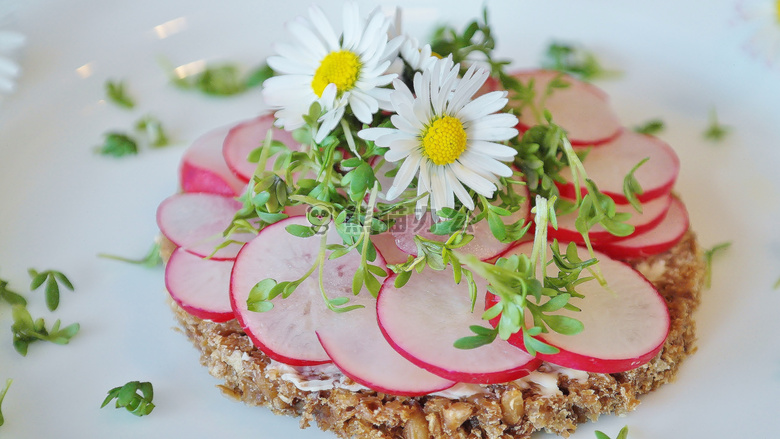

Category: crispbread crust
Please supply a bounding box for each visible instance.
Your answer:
[168,230,704,439]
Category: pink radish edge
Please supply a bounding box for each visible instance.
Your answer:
[156,192,251,260]
[548,194,673,245]
[165,247,235,323]
[596,196,689,259]
[179,125,247,197]
[556,131,680,204]
[511,69,623,146]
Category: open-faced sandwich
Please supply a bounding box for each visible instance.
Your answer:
[155,4,704,438]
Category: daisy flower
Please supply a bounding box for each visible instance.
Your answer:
[262,3,402,143]
[737,0,780,66]
[399,37,438,72]
[359,57,518,215]
[0,28,25,99]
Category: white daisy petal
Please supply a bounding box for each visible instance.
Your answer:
[358,127,396,141]
[387,153,423,200]
[450,162,497,197]
[308,5,340,51]
[457,91,510,121]
[447,170,475,210]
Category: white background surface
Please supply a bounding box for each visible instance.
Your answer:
[1,0,779,438]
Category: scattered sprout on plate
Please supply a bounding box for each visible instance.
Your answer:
[104,79,135,109]
[703,108,730,141]
[633,119,665,135]
[101,381,155,417]
[28,268,74,312]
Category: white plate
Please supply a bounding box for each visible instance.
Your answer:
[1,0,779,438]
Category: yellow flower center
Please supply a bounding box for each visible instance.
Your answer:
[311,50,361,97]
[776,0,780,23]
[421,116,468,166]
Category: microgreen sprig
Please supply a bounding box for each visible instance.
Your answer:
[704,108,730,141]
[28,269,74,312]
[595,425,629,439]
[166,60,272,96]
[633,119,665,135]
[623,157,649,213]
[98,242,163,268]
[0,278,27,307]
[703,242,731,289]
[10,305,80,356]
[95,132,138,157]
[105,79,135,109]
[542,42,618,81]
[101,381,155,417]
[0,378,11,427]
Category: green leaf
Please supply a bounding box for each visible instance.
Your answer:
[542,314,584,335]
[703,241,731,289]
[95,132,138,157]
[101,381,155,417]
[394,270,412,288]
[98,242,163,268]
[704,108,730,141]
[105,79,135,109]
[285,224,316,238]
[623,157,648,213]
[29,270,46,290]
[351,269,365,296]
[134,115,171,148]
[44,276,60,311]
[633,118,665,135]
[0,378,11,427]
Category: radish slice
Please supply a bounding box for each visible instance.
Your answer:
[377,267,542,384]
[222,114,301,182]
[370,232,409,265]
[548,194,672,245]
[557,131,680,204]
[156,193,251,260]
[491,242,670,373]
[231,216,385,366]
[596,196,689,259]
[316,291,455,396]
[179,126,247,197]
[165,247,234,322]
[390,185,531,261]
[512,70,623,146]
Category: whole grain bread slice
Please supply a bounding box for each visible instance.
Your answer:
[168,230,704,439]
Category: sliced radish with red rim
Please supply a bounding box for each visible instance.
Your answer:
[557,131,679,204]
[223,114,302,182]
[231,216,385,366]
[165,247,234,322]
[512,70,623,146]
[157,193,252,260]
[548,193,672,245]
[179,126,247,197]
[377,267,541,384]
[317,291,455,396]
[596,196,689,259]
[488,242,670,373]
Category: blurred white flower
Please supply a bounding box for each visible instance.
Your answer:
[0,29,25,97]
[737,0,780,66]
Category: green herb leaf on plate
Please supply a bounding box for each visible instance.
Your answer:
[101,381,155,417]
